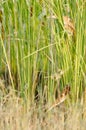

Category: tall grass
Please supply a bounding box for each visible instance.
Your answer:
[0,0,86,129]
[0,0,86,118]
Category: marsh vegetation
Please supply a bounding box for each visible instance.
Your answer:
[0,0,86,129]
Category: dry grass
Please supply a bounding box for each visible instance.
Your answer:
[0,81,86,130]
[0,92,86,130]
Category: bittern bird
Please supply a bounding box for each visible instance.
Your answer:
[63,16,75,36]
[47,14,75,40]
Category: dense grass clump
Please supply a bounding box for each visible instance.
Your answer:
[0,0,86,129]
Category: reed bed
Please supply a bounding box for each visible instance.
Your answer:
[0,0,86,129]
